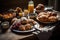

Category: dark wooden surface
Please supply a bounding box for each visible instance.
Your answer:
[0,25,59,40]
[0,21,60,40]
[0,28,54,40]
[0,29,35,40]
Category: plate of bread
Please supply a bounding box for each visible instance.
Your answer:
[36,11,59,23]
[10,17,39,33]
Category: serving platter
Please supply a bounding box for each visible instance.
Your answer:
[10,19,40,33]
[36,17,58,24]
[36,11,60,24]
[11,28,35,33]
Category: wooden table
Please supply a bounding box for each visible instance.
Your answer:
[0,11,60,40]
[0,29,37,40]
[0,22,60,40]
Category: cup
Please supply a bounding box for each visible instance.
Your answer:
[28,0,34,13]
[1,21,9,33]
[24,9,29,15]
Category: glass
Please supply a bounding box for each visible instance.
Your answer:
[24,9,29,16]
[1,21,9,29]
[1,21,9,33]
[28,0,34,13]
[23,9,30,19]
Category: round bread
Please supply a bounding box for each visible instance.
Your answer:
[25,24,31,30]
[36,4,44,10]
[19,25,26,31]
[21,17,28,25]
[37,11,58,23]
[27,19,36,25]
[16,7,22,13]
[48,16,57,22]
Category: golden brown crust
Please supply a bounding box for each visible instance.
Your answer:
[25,24,31,30]
[37,11,58,23]
[15,7,22,13]
[18,18,36,31]
[36,4,44,10]
[19,25,26,31]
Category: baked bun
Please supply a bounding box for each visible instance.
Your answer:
[49,16,57,22]
[25,24,31,30]
[36,4,44,10]
[15,7,22,13]
[38,15,48,22]
[27,19,36,25]
[37,11,58,23]
[12,17,36,31]
[19,25,26,31]
[21,17,28,25]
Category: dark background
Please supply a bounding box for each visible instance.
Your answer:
[0,0,48,12]
[0,0,60,40]
[0,0,60,12]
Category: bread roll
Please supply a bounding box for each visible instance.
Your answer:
[36,4,44,10]
[25,24,31,30]
[19,25,26,31]
[49,16,57,22]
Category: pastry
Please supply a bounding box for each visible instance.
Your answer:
[19,25,26,31]
[20,17,28,25]
[12,17,36,31]
[25,24,31,30]
[36,4,44,10]
[49,16,57,22]
[37,11,58,23]
[27,19,36,25]
[16,7,22,13]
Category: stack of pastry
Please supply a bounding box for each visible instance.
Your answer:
[12,17,36,31]
[0,13,15,19]
[37,11,58,23]
[19,17,36,31]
